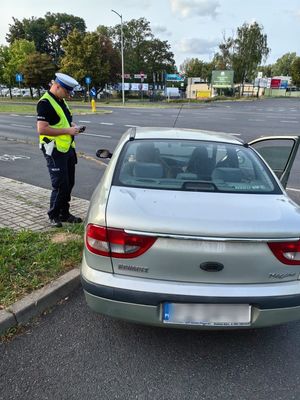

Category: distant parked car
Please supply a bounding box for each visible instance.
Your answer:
[81,127,300,329]
[22,89,32,97]
[0,87,9,96]
[287,87,300,92]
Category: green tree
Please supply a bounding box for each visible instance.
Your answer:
[257,64,273,77]
[232,22,270,85]
[214,34,235,70]
[180,58,215,82]
[3,39,35,96]
[60,29,120,92]
[6,13,86,66]
[180,58,205,77]
[290,57,300,86]
[44,12,86,65]
[106,18,175,77]
[143,39,175,75]
[6,16,48,53]
[0,45,10,85]
[272,52,297,76]
[22,52,56,97]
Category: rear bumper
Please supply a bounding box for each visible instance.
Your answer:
[81,262,300,329]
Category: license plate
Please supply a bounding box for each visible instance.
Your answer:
[162,303,251,327]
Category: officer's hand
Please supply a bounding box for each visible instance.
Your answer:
[69,126,80,136]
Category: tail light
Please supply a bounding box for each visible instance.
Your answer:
[86,224,156,258]
[268,240,300,265]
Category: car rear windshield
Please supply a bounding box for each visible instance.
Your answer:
[113,139,282,194]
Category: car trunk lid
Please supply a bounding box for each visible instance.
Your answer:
[105,187,300,283]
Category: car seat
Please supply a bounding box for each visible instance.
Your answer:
[186,146,212,180]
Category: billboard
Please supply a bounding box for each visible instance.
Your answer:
[254,78,268,88]
[165,74,185,82]
[211,70,234,88]
[270,79,281,89]
[116,83,149,91]
[280,80,288,89]
[130,83,149,91]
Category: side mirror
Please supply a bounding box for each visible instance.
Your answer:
[96,149,112,159]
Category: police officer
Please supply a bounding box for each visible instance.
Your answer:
[37,72,83,228]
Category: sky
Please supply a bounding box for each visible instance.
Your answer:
[0,0,300,70]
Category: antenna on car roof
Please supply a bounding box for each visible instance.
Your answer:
[173,104,184,128]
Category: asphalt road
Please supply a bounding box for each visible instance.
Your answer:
[1,98,300,400]
[1,97,300,201]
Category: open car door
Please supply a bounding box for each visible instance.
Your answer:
[249,135,300,188]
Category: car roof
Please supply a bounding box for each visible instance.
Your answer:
[133,127,243,145]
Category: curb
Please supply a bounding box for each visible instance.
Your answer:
[0,268,81,335]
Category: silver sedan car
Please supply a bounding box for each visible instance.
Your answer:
[81,127,300,329]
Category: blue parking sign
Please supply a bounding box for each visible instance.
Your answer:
[15,73,23,82]
[85,76,91,85]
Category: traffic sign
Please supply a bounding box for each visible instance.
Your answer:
[15,73,23,82]
[90,87,96,97]
[85,76,92,85]
[134,74,147,79]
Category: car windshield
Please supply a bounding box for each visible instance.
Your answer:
[113,139,281,194]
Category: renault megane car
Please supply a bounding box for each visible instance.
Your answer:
[81,127,300,329]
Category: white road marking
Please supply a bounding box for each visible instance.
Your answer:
[231,133,241,136]
[25,115,35,118]
[266,115,297,118]
[100,122,114,125]
[248,119,264,122]
[0,154,31,161]
[287,188,300,192]
[78,120,91,123]
[125,124,139,127]
[280,120,298,123]
[10,114,19,116]
[11,124,32,128]
[81,132,111,138]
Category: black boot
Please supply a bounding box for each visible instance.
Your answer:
[49,217,63,228]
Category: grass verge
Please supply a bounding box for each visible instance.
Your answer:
[0,103,36,113]
[0,102,110,115]
[0,224,84,308]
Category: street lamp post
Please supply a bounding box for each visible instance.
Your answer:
[111,9,125,105]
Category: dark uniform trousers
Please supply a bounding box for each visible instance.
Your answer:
[42,147,77,219]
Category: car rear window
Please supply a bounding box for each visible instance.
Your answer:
[113,139,282,194]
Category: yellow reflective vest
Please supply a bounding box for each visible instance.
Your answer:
[39,92,75,153]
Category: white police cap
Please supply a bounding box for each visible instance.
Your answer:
[55,72,79,91]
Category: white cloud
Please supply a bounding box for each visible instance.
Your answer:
[177,37,219,55]
[169,0,220,19]
[152,25,172,36]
